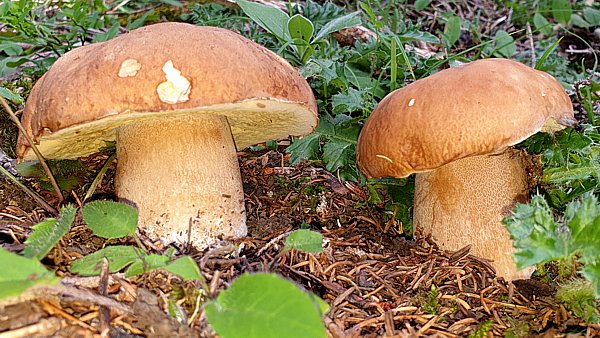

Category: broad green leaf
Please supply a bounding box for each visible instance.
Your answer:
[23,205,77,260]
[0,248,59,299]
[70,245,142,276]
[398,31,439,43]
[287,133,321,165]
[552,0,572,25]
[323,138,355,173]
[205,273,329,338]
[163,256,203,281]
[564,196,600,258]
[0,86,23,104]
[125,254,170,277]
[83,200,138,239]
[312,12,361,43]
[414,0,431,10]
[237,0,289,41]
[92,23,120,42]
[443,15,461,46]
[285,229,323,253]
[493,30,516,57]
[583,8,600,26]
[581,262,600,298]
[570,14,591,28]
[533,13,553,36]
[288,14,314,43]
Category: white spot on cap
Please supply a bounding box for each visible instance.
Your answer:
[375,154,393,163]
[541,92,546,97]
[157,60,191,104]
[118,59,141,77]
[408,98,415,107]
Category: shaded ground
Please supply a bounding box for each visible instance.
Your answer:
[0,149,598,337]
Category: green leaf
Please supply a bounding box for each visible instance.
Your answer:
[398,31,439,44]
[322,119,360,173]
[92,23,120,43]
[552,0,572,25]
[0,86,23,104]
[533,13,553,36]
[159,0,183,6]
[0,248,59,299]
[564,196,600,259]
[581,262,600,298]
[312,12,361,43]
[205,273,329,338]
[23,205,77,260]
[285,229,323,253]
[583,8,600,26]
[287,133,321,165]
[332,87,366,114]
[504,196,569,268]
[570,14,591,28]
[83,201,138,239]
[237,0,289,41]
[163,256,203,281]
[414,0,431,10]
[288,14,314,42]
[443,15,461,46]
[493,30,516,57]
[125,254,170,277]
[70,245,142,276]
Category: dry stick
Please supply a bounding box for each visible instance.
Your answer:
[83,152,116,202]
[0,165,57,215]
[0,97,63,203]
[526,22,536,68]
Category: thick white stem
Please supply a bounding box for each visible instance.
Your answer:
[413,149,534,280]
[115,115,246,249]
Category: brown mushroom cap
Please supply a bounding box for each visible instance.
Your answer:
[17,22,317,161]
[356,58,574,178]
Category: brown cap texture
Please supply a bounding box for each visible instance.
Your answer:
[357,58,574,178]
[17,22,317,161]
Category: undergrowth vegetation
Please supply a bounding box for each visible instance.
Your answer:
[1,0,599,335]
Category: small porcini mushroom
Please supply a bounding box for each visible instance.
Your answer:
[357,58,575,280]
[16,23,317,249]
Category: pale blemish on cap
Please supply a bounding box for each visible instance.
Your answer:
[118,59,141,77]
[375,154,393,163]
[541,92,546,97]
[157,60,191,104]
[408,98,416,107]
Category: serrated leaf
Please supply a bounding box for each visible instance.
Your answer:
[70,245,142,276]
[312,11,361,43]
[504,196,569,268]
[125,254,170,277]
[23,205,77,260]
[205,273,328,338]
[237,0,289,41]
[0,86,23,104]
[493,30,516,57]
[323,140,355,173]
[163,256,202,281]
[285,229,323,253]
[0,248,59,299]
[83,201,138,239]
[332,87,366,114]
[564,195,600,259]
[552,0,572,25]
[287,133,321,165]
[533,13,553,36]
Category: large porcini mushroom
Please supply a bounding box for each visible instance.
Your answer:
[356,58,575,280]
[16,22,317,249]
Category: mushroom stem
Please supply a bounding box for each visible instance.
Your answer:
[413,149,535,280]
[115,114,246,248]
